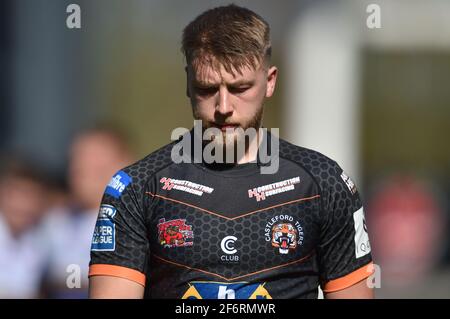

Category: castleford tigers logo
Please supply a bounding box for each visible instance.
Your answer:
[272,223,297,254]
[265,214,304,254]
[157,218,193,247]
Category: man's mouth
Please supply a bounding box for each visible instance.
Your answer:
[211,123,239,131]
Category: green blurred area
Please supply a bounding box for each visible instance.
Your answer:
[362,50,450,181]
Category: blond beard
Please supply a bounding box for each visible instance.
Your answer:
[193,106,264,163]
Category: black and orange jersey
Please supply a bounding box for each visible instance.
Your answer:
[89,131,373,299]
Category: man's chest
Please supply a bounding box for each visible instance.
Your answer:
[143,164,322,278]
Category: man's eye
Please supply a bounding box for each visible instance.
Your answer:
[229,87,250,94]
[195,87,217,96]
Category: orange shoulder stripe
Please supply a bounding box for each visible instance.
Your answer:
[322,262,374,293]
[89,264,146,287]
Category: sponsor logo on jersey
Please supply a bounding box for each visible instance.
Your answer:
[157,218,194,247]
[105,170,132,199]
[182,282,272,299]
[220,235,239,263]
[353,207,371,258]
[248,176,300,202]
[160,177,214,196]
[340,171,357,195]
[98,204,117,219]
[91,204,116,251]
[265,214,304,254]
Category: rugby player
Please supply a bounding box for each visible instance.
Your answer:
[89,4,374,299]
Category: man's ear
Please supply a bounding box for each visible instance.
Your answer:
[265,66,278,98]
[185,66,191,98]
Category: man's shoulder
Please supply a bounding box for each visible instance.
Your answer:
[278,137,360,202]
[278,137,340,174]
[119,140,177,184]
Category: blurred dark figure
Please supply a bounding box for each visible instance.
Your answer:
[0,157,51,298]
[42,127,134,298]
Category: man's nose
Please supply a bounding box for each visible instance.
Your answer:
[216,86,233,116]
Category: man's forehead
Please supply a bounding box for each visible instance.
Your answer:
[189,61,260,85]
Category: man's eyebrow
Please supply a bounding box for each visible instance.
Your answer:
[193,79,254,87]
[193,80,219,87]
[227,79,254,86]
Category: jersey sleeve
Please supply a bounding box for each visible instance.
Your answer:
[89,169,149,287]
[317,163,373,293]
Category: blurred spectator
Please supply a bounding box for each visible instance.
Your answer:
[0,157,51,298]
[367,175,447,296]
[42,127,134,298]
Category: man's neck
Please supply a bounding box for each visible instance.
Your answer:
[236,130,263,164]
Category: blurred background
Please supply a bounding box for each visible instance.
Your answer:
[0,0,449,298]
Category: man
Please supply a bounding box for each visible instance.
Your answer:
[0,158,50,298]
[89,4,374,299]
[43,127,134,298]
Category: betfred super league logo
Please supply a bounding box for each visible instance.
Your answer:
[157,218,194,248]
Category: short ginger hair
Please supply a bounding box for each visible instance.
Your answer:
[181,4,272,75]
